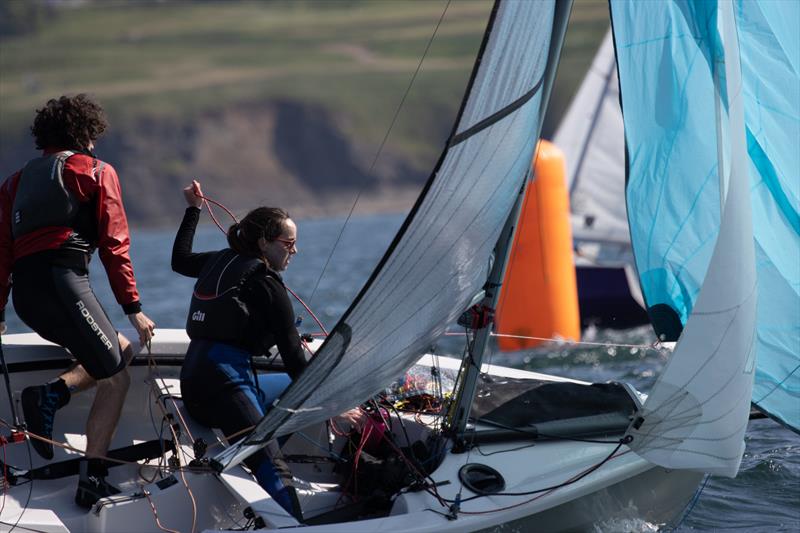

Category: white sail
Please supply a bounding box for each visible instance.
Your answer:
[216,0,569,470]
[553,30,630,261]
[616,0,757,477]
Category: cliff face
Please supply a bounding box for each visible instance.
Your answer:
[0,99,436,227]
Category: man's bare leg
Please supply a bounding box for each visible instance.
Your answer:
[60,331,138,392]
[58,363,96,395]
[73,333,137,508]
[83,333,134,458]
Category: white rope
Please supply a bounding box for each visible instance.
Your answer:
[490,332,663,350]
[271,400,323,414]
[444,331,664,351]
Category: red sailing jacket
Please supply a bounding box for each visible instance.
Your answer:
[0,149,141,317]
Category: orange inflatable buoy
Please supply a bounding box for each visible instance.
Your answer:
[495,140,580,351]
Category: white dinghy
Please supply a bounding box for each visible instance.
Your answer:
[0,0,771,531]
[0,330,702,532]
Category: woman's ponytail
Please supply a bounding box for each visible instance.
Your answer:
[226,207,290,257]
[226,222,246,254]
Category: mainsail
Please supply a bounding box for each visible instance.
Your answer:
[216,0,572,469]
[612,0,757,476]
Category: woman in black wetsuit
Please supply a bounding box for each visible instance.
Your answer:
[171,180,307,519]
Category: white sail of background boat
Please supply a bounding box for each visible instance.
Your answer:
[555,31,627,256]
[0,0,795,531]
[553,30,648,329]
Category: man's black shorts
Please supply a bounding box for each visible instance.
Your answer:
[13,261,124,380]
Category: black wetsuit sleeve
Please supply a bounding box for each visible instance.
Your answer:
[171,207,215,278]
[252,276,307,380]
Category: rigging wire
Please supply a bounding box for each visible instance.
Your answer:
[160,412,198,533]
[305,0,453,308]
[144,353,198,533]
[492,332,662,350]
[147,355,197,447]
[284,285,328,336]
[196,193,240,233]
[450,325,492,517]
[474,441,537,457]
[671,474,710,530]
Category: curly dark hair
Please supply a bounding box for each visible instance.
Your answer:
[30,94,108,151]
[227,207,290,258]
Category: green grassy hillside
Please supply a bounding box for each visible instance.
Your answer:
[0,0,608,223]
[2,1,487,159]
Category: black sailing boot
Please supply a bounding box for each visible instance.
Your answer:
[75,459,121,509]
[21,378,70,459]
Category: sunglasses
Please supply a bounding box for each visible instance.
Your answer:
[275,237,297,250]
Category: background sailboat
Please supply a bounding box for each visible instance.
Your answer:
[554,29,649,329]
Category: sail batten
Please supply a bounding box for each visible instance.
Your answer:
[215,0,569,470]
[451,76,544,146]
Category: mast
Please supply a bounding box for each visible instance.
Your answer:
[450,0,573,442]
[448,181,526,444]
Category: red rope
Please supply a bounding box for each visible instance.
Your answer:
[285,285,328,337]
[144,489,182,533]
[196,194,239,234]
[194,189,329,338]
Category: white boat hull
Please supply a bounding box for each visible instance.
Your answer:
[0,330,702,532]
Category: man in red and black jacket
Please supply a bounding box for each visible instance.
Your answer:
[0,94,155,508]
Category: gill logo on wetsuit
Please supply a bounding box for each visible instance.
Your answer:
[192,310,206,322]
[75,300,113,351]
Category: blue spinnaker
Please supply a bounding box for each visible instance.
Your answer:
[736,0,799,433]
[611,0,799,432]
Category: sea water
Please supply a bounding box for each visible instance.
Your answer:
[3,212,798,532]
